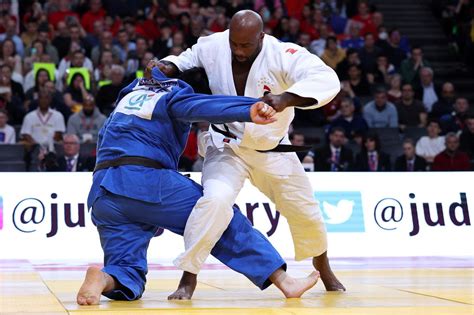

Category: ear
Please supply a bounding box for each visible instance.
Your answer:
[259,31,265,40]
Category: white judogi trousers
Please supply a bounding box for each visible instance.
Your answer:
[174,133,328,274]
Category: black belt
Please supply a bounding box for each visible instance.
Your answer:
[94,156,164,173]
[211,124,312,153]
[211,124,236,139]
[257,144,313,153]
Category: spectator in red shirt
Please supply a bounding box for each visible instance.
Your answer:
[81,0,106,34]
[432,132,471,171]
[351,0,373,32]
[285,0,309,19]
[48,0,80,29]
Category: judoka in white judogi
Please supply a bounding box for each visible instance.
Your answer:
[162,10,344,291]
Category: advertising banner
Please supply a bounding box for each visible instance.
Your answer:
[0,172,472,261]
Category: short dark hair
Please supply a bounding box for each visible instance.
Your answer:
[330,126,345,135]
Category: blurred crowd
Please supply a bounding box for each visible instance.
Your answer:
[0,0,472,172]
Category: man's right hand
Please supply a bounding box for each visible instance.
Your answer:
[250,102,277,125]
[157,61,179,77]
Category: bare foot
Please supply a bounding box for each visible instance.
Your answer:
[168,271,197,300]
[270,269,319,298]
[77,266,115,305]
[313,251,346,291]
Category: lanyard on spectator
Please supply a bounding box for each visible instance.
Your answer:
[37,110,53,126]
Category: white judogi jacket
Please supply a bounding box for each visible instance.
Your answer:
[163,30,340,151]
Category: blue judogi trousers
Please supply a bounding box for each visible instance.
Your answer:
[90,169,286,301]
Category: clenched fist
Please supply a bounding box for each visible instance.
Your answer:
[250,102,277,125]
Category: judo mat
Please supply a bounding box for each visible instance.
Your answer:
[1,257,472,315]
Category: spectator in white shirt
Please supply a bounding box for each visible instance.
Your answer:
[0,109,16,144]
[415,120,445,164]
[20,88,65,152]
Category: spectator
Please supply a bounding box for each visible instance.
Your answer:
[330,97,369,140]
[36,24,60,65]
[20,88,65,152]
[0,65,24,125]
[415,67,439,113]
[396,83,427,131]
[0,17,25,57]
[96,65,126,116]
[341,23,364,50]
[309,24,330,57]
[0,64,24,102]
[21,17,39,50]
[400,46,431,88]
[24,68,52,111]
[387,74,402,103]
[354,132,391,171]
[114,29,136,63]
[63,72,91,113]
[343,64,371,97]
[363,88,398,128]
[350,1,373,32]
[415,120,445,164]
[125,36,149,76]
[90,31,120,67]
[362,11,384,37]
[304,127,353,171]
[336,48,361,81]
[289,131,309,162]
[40,134,95,172]
[51,22,75,61]
[431,82,456,119]
[367,53,395,86]
[359,32,382,74]
[0,109,15,144]
[27,79,71,122]
[93,49,114,82]
[0,38,22,76]
[152,22,173,59]
[67,94,106,143]
[432,132,471,171]
[57,48,93,92]
[459,114,474,160]
[394,138,427,171]
[321,36,346,69]
[383,28,408,70]
[296,33,312,51]
[83,20,104,56]
[439,97,471,134]
[81,0,106,34]
[279,17,299,43]
[48,0,80,29]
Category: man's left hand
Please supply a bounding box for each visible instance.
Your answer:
[261,93,288,112]
[144,58,161,79]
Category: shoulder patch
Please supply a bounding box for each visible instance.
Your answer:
[285,48,298,54]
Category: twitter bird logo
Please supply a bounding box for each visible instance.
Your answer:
[315,191,365,232]
[322,200,354,224]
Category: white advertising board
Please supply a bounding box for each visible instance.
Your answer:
[0,172,473,262]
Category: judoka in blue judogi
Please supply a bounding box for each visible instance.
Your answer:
[76,66,319,305]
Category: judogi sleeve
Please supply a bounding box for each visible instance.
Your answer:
[161,37,208,71]
[280,44,340,109]
[167,85,257,123]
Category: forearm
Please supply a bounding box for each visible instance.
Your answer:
[281,92,317,108]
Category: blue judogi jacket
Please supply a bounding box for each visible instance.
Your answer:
[88,68,258,206]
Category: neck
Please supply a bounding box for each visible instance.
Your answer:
[39,107,49,114]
